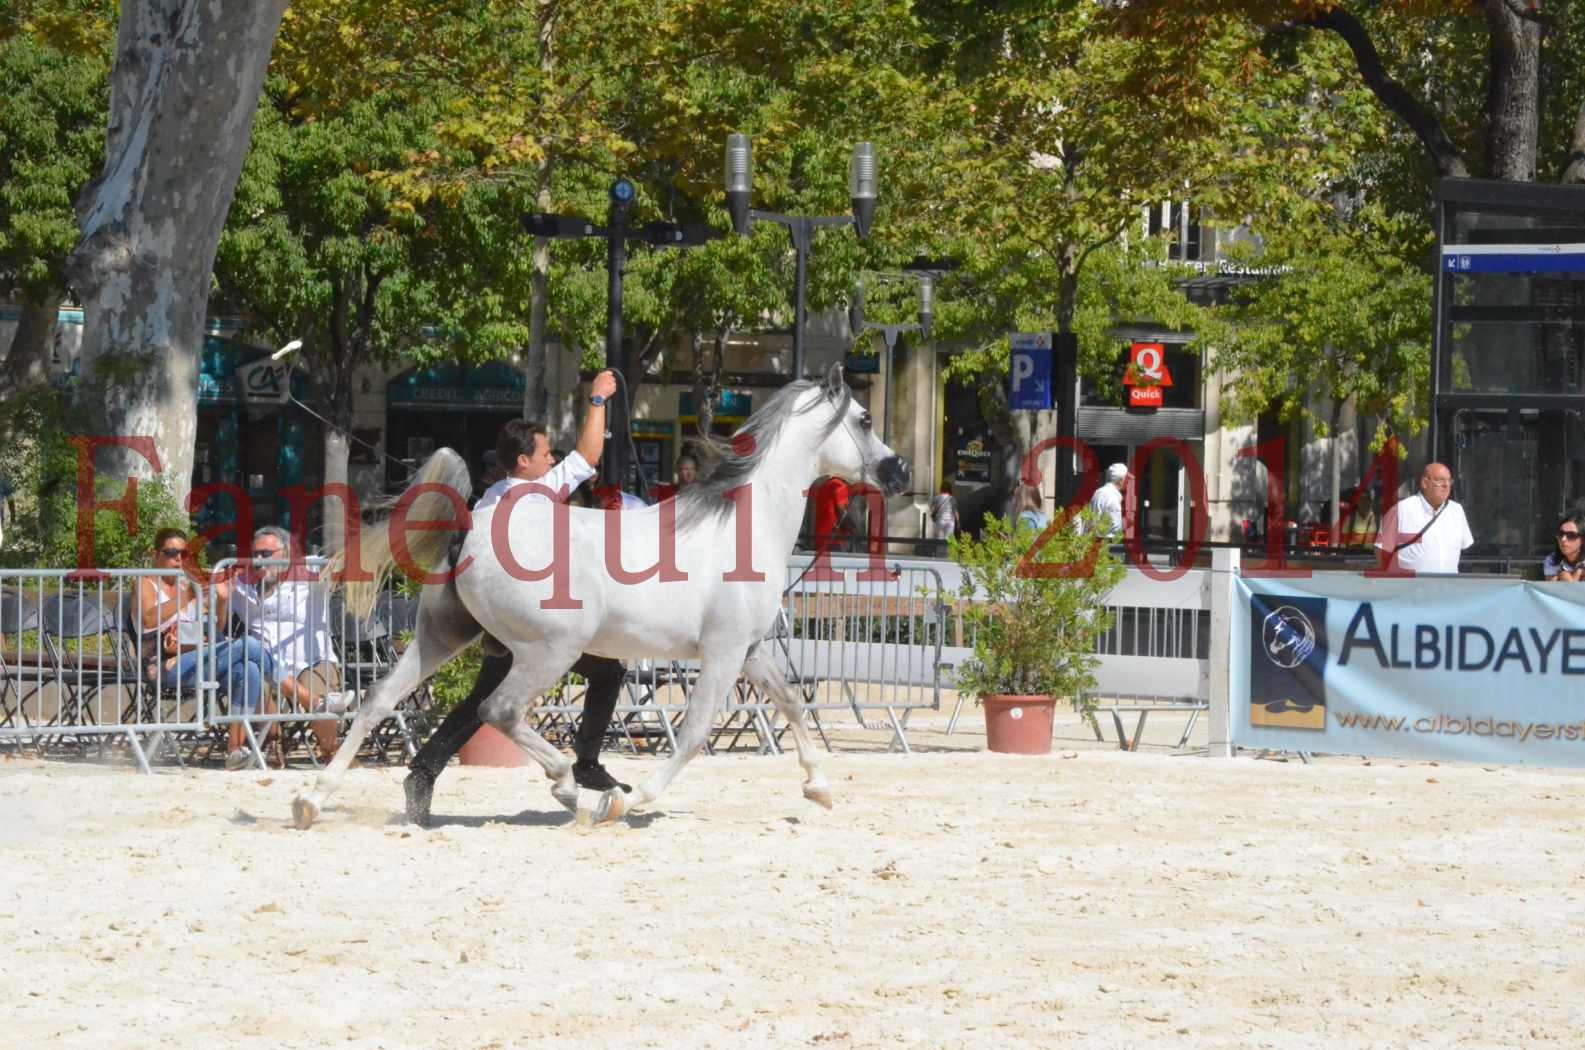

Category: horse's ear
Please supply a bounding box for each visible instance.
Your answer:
[824,362,845,399]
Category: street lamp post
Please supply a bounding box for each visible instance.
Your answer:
[848,273,935,446]
[604,179,635,489]
[522,182,718,494]
[724,134,877,381]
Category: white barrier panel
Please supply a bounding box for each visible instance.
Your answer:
[1233,573,1585,766]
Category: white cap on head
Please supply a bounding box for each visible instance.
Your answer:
[1106,463,1128,482]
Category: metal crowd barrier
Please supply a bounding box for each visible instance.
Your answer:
[539,558,951,757]
[208,556,430,771]
[1,569,214,773]
[0,562,428,773]
[941,564,1216,749]
[4,553,953,770]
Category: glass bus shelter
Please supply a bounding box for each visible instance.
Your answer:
[1432,178,1585,556]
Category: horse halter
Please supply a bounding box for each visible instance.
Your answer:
[838,405,878,482]
[833,397,910,496]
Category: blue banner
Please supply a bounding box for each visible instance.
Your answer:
[1008,334,1052,411]
[1232,576,1585,767]
[1441,243,1585,274]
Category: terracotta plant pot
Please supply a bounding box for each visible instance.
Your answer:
[457,722,530,767]
[981,694,1056,755]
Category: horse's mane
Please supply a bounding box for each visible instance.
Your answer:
[673,379,851,532]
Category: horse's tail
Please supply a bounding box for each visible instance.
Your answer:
[330,448,472,619]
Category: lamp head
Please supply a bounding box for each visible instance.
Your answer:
[724,133,753,236]
[271,339,302,361]
[849,142,877,240]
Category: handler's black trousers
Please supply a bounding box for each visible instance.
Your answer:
[408,649,626,780]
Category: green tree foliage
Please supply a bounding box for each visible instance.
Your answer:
[877,4,1333,453]
[0,387,189,570]
[0,35,104,299]
[0,31,107,393]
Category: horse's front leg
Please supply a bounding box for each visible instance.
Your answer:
[610,649,749,825]
[741,646,832,809]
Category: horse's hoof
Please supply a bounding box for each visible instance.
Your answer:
[803,783,834,810]
[593,788,627,825]
[291,795,320,830]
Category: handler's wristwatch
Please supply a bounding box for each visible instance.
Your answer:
[589,394,607,407]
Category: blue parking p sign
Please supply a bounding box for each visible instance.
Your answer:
[1008,333,1052,411]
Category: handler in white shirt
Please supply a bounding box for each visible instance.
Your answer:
[1375,462,1474,574]
[474,437,599,513]
[404,370,632,828]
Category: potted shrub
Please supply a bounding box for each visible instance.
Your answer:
[432,643,578,767]
[949,510,1125,754]
[422,642,522,768]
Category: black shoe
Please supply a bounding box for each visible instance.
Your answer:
[572,760,630,793]
[404,768,436,827]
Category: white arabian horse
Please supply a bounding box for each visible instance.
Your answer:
[293,365,910,828]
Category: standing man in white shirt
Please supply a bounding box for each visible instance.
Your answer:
[1088,463,1129,537]
[1374,462,1474,574]
[405,370,624,826]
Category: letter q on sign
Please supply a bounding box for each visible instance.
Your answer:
[1126,342,1173,388]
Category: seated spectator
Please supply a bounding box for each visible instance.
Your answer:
[1544,512,1585,582]
[220,526,342,763]
[137,528,278,769]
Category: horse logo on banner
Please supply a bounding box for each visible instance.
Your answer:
[1248,593,1328,730]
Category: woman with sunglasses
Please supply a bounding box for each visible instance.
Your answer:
[1543,512,1585,582]
[136,528,279,768]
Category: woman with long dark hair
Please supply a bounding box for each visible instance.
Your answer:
[1543,512,1585,582]
[136,528,278,767]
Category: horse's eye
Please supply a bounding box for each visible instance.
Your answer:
[859,412,872,430]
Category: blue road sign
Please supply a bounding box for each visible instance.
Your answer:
[1008,333,1052,411]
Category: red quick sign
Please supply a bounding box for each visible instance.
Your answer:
[1125,342,1173,408]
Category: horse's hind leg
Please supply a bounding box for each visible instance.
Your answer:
[477,648,587,815]
[616,648,749,825]
[741,646,833,809]
[292,612,476,829]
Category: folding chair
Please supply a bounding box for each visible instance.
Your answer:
[376,591,420,639]
[614,661,682,755]
[37,594,115,738]
[0,589,41,749]
[109,590,192,765]
[329,595,419,762]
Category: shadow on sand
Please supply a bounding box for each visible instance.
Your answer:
[394,808,671,831]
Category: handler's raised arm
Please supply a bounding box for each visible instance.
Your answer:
[574,370,619,468]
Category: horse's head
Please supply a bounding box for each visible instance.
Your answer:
[813,363,912,497]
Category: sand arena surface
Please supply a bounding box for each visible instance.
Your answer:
[4,734,1585,1049]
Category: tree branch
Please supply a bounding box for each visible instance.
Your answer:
[1303,7,1471,179]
